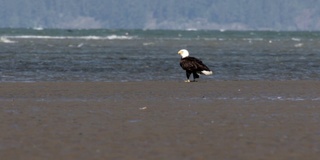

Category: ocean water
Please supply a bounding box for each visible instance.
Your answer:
[1,28,320,82]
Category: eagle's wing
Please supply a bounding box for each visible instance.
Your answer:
[180,57,211,71]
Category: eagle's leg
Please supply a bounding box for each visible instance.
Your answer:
[192,72,199,82]
[185,71,191,82]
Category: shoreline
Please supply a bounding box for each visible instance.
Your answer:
[1,80,320,159]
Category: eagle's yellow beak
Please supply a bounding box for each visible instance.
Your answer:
[178,50,182,55]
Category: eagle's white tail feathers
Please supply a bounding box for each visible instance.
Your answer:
[201,70,213,75]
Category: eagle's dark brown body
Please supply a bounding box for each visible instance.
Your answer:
[180,56,212,82]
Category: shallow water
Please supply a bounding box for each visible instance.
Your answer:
[1,29,320,82]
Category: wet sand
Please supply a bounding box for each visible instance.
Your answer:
[1,81,320,159]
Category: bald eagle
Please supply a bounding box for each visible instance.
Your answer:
[178,49,213,82]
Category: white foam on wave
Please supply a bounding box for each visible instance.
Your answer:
[291,37,301,41]
[243,38,264,41]
[33,27,44,31]
[0,37,16,43]
[294,43,303,47]
[4,35,135,40]
[186,28,198,31]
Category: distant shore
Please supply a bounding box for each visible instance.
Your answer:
[1,81,320,159]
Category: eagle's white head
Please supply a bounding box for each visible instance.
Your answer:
[178,49,189,58]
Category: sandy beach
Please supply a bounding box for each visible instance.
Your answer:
[1,81,320,159]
